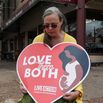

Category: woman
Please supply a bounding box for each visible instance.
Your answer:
[59,47,85,94]
[18,7,83,103]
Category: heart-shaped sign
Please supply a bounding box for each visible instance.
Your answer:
[17,42,90,103]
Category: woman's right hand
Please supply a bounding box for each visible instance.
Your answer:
[20,83,27,94]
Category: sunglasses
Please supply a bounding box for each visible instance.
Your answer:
[43,23,58,29]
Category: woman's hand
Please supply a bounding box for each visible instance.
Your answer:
[63,90,80,101]
[19,83,27,94]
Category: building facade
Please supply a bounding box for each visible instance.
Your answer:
[0,0,103,62]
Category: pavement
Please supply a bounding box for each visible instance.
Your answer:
[83,65,103,103]
[0,61,103,103]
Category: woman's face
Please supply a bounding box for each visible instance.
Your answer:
[43,13,63,37]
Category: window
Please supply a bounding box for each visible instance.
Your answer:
[10,39,14,51]
[86,19,103,54]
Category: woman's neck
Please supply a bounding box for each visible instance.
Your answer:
[50,31,65,46]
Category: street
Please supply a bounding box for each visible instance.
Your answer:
[0,61,103,103]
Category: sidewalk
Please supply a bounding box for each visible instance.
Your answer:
[0,61,103,103]
[0,61,22,103]
[83,65,103,103]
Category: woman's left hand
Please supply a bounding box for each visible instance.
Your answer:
[63,91,80,101]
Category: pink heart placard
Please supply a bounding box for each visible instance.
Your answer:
[17,43,90,103]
